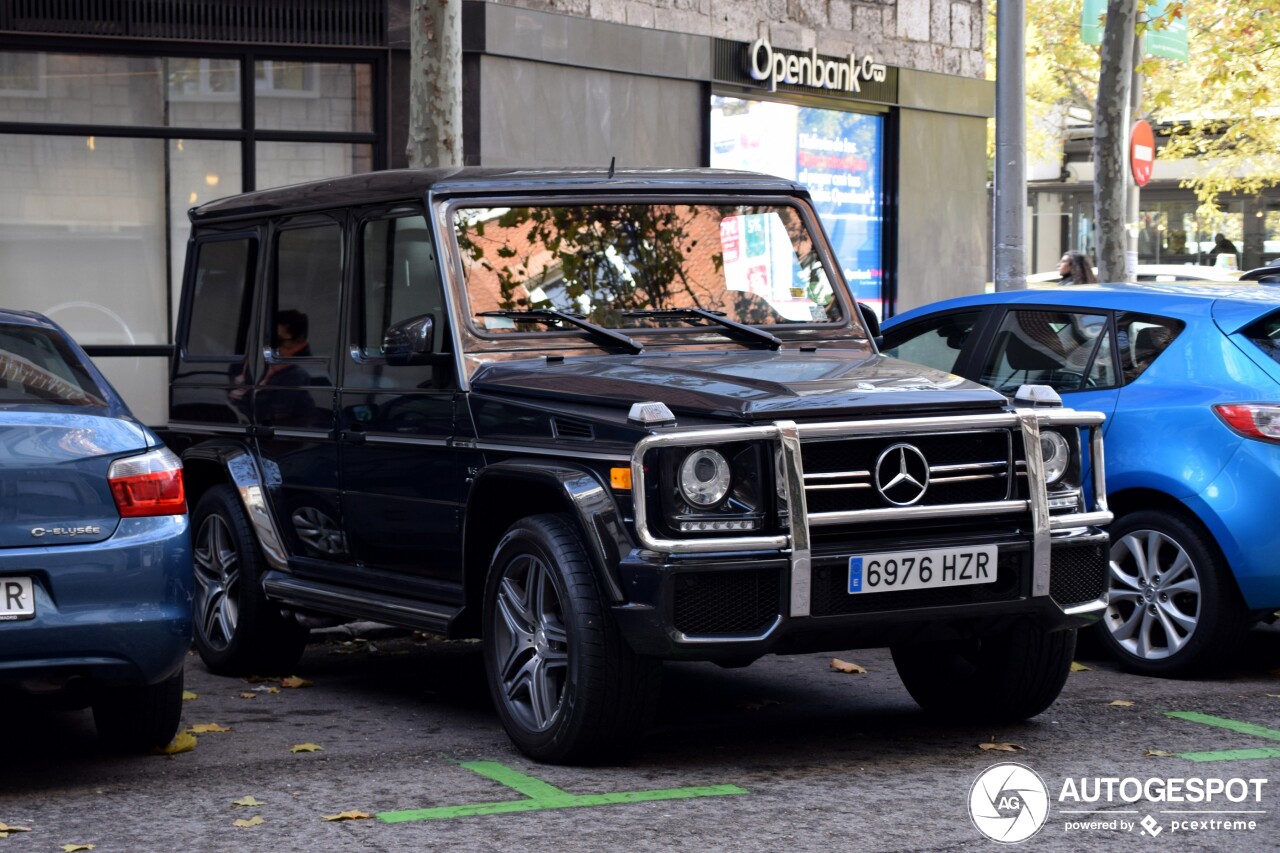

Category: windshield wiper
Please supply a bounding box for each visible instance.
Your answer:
[476,309,644,354]
[623,308,782,350]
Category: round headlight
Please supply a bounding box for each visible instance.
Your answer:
[1040,430,1070,484]
[680,448,731,507]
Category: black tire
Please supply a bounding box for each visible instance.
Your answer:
[892,620,1076,723]
[1092,509,1249,677]
[191,484,308,676]
[482,514,661,764]
[92,670,184,753]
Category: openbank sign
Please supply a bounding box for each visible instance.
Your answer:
[745,38,888,94]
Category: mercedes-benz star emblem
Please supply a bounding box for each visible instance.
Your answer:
[874,443,930,506]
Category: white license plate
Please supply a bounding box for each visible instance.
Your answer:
[0,577,35,621]
[848,545,998,594]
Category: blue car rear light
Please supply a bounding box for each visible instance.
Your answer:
[1214,403,1280,444]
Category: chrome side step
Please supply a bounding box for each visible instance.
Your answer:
[262,572,459,635]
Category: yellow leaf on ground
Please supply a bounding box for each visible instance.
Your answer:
[1070,662,1091,672]
[258,686,280,695]
[1145,748,1176,758]
[979,742,1026,752]
[1109,700,1135,707]
[233,796,266,807]
[154,732,197,756]
[232,816,264,829]
[280,676,313,689]
[1265,694,1280,699]
[0,823,32,836]
[322,810,373,822]
[61,845,94,852]
[189,723,232,733]
[290,743,323,753]
[181,691,198,701]
[831,658,867,674]
[238,693,257,699]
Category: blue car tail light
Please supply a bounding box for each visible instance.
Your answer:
[1214,403,1280,444]
[107,447,187,517]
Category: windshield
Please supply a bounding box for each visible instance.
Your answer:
[453,202,844,335]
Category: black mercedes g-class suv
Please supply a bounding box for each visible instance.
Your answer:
[167,168,1111,763]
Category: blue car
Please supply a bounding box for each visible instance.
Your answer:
[0,310,191,750]
[882,283,1280,676]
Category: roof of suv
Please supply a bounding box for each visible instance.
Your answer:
[189,167,808,223]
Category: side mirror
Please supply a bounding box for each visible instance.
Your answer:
[382,314,435,365]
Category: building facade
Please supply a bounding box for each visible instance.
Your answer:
[1,0,992,423]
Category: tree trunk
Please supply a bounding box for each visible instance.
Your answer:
[406,0,462,168]
[1092,0,1137,282]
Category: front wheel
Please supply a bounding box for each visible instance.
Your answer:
[1092,509,1249,677]
[892,620,1075,723]
[191,485,309,676]
[482,514,660,764]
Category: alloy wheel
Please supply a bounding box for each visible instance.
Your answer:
[491,552,569,733]
[1105,528,1201,660]
[193,513,241,652]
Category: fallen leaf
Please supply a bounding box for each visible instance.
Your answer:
[740,698,780,711]
[181,690,198,701]
[0,823,32,838]
[189,723,232,733]
[291,743,323,753]
[253,686,280,695]
[61,845,94,852]
[322,810,373,822]
[979,742,1026,752]
[831,658,867,674]
[1070,662,1091,672]
[1145,748,1176,758]
[154,732,197,756]
[232,816,264,829]
[1108,700,1135,707]
[238,693,257,700]
[280,676,313,689]
[1265,694,1280,699]
[233,796,266,807]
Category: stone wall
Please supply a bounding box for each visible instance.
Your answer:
[491,0,986,79]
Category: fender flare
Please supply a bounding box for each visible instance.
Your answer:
[182,441,290,572]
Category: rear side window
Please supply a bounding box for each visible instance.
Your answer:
[186,238,255,357]
[0,324,107,406]
[273,223,343,361]
[1242,311,1280,366]
[881,311,980,375]
[1116,312,1184,383]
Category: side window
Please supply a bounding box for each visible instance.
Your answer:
[1116,312,1184,384]
[981,309,1110,394]
[359,213,443,357]
[881,311,980,374]
[186,237,255,358]
[273,223,343,361]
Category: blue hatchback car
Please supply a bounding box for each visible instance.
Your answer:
[0,310,191,750]
[882,283,1280,676]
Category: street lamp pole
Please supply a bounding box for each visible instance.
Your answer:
[993,0,1027,291]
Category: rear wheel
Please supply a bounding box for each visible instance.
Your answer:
[93,670,184,753]
[191,485,308,676]
[1093,509,1249,676]
[482,514,660,764]
[892,620,1075,722]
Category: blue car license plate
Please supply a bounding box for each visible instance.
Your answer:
[848,545,997,594]
[0,576,35,621]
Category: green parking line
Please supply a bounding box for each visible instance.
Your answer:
[1166,711,1280,762]
[377,761,749,823]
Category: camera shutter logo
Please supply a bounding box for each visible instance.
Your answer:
[969,762,1050,843]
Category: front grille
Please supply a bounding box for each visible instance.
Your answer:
[810,550,1026,616]
[672,568,781,636]
[802,430,1014,514]
[1050,542,1108,605]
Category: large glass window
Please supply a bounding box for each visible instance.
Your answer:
[709,96,884,315]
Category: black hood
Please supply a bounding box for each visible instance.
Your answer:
[470,351,1006,421]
